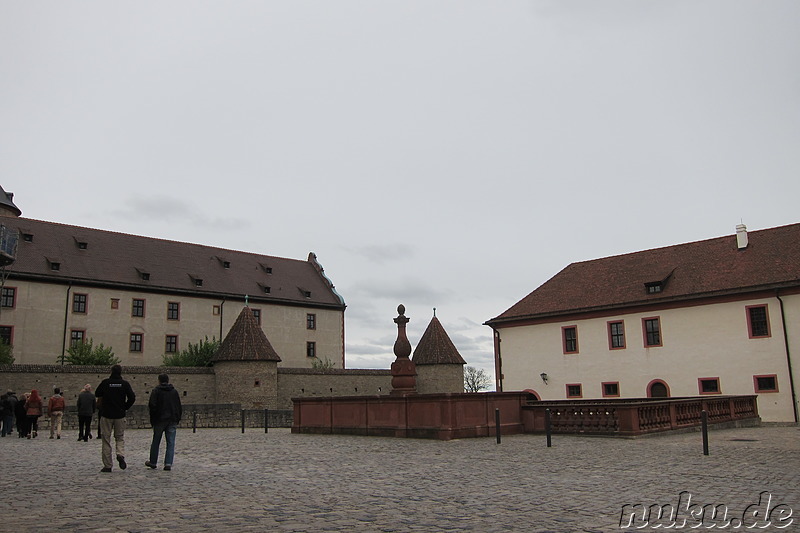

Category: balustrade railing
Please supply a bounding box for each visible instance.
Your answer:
[522,395,758,437]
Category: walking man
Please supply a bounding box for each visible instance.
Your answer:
[146,374,182,471]
[95,365,135,473]
[48,388,66,439]
[77,384,96,442]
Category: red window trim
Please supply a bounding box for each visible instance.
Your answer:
[562,325,579,354]
[753,374,779,393]
[698,377,721,395]
[607,320,626,350]
[601,381,620,398]
[566,383,583,398]
[167,302,181,321]
[646,379,671,398]
[745,304,771,339]
[642,316,663,347]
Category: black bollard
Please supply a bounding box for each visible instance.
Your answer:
[701,410,709,456]
[264,409,269,434]
[193,412,197,433]
[241,409,246,434]
[495,408,501,444]
[545,408,552,448]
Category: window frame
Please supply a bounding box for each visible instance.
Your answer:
[642,317,662,347]
[129,333,144,352]
[70,329,86,348]
[167,302,180,321]
[562,325,579,354]
[251,308,262,325]
[0,286,16,309]
[307,313,316,330]
[601,381,620,398]
[306,341,316,358]
[698,377,721,395]
[607,320,625,350]
[72,293,88,314]
[165,335,178,354]
[746,304,771,339]
[753,374,778,393]
[132,298,146,318]
[566,383,583,398]
[0,325,12,345]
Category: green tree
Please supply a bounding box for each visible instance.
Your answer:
[0,339,14,364]
[63,339,119,366]
[162,336,219,367]
[464,365,491,392]
[310,356,336,369]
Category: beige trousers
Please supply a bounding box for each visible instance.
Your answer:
[49,411,63,438]
[99,417,126,468]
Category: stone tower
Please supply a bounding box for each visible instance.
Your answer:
[412,311,466,394]
[212,306,282,408]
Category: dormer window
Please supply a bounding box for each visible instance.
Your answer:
[645,282,662,294]
[261,264,273,274]
[195,279,203,287]
[78,242,88,250]
[258,283,271,294]
[47,257,61,271]
[23,233,33,242]
[141,272,150,281]
[264,286,271,294]
[223,261,230,269]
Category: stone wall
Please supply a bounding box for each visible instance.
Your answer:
[415,365,464,395]
[213,360,279,409]
[0,364,216,406]
[277,368,393,410]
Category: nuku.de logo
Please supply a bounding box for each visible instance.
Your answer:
[619,491,793,529]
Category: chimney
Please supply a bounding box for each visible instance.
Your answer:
[736,224,748,250]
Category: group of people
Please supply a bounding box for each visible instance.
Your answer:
[1,365,183,473]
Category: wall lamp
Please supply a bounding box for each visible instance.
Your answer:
[540,372,549,384]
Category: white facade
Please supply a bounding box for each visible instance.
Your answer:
[495,293,799,422]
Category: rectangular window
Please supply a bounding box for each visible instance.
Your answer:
[132,298,145,318]
[643,317,662,347]
[130,333,143,352]
[608,321,625,349]
[212,305,221,316]
[562,326,578,354]
[602,382,620,397]
[72,293,88,314]
[251,309,261,325]
[0,326,13,345]
[307,313,316,330]
[0,287,15,308]
[566,383,583,398]
[306,341,316,358]
[111,298,119,310]
[698,377,721,395]
[746,305,770,338]
[753,374,778,393]
[167,302,180,321]
[165,335,178,353]
[70,329,85,348]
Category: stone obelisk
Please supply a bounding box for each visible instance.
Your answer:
[390,304,417,395]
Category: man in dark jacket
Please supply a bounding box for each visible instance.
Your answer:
[145,374,182,471]
[76,384,96,442]
[95,365,135,473]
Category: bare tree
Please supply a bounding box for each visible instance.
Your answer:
[464,366,491,392]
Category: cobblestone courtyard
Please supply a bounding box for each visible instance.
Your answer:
[1,425,797,532]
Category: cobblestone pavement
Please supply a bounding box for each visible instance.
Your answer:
[0,425,798,532]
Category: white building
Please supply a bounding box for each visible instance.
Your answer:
[485,224,800,423]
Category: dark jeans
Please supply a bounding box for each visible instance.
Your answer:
[78,415,93,440]
[27,415,39,436]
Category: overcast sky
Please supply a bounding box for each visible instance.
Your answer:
[2,1,798,386]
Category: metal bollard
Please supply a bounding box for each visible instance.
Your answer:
[193,412,197,433]
[701,410,709,456]
[241,409,246,434]
[495,408,501,444]
[264,409,269,434]
[545,408,552,448]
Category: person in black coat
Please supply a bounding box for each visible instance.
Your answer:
[145,374,182,471]
[95,365,135,472]
[76,384,96,442]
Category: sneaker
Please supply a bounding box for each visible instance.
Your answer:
[57,435,61,439]
[100,467,112,473]
[117,454,127,470]
[145,461,157,469]
[163,465,172,471]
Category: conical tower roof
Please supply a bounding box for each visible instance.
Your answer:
[412,315,467,365]
[0,185,22,217]
[212,306,281,362]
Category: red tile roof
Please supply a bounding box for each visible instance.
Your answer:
[7,217,345,309]
[412,316,467,365]
[487,223,800,325]
[212,306,281,362]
